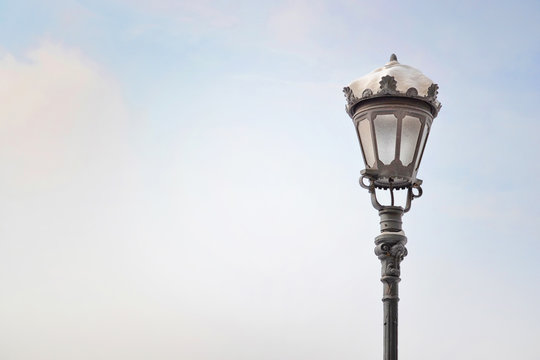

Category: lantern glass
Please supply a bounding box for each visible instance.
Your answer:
[357,118,376,168]
[399,115,422,166]
[414,125,429,171]
[374,114,397,165]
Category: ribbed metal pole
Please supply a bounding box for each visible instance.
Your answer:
[374,206,407,360]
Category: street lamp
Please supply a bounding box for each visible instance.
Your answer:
[343,54,441,360]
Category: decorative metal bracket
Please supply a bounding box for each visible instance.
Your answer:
[360,175,422,213]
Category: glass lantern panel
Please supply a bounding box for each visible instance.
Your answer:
[358,119,375,168]
[414,124,429,171]
[400,115,422,166]
[374,114,397,165]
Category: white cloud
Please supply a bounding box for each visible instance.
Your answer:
[0,41,129,191]
[0,42,154,360]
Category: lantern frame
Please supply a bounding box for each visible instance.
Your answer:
[351,97,434,190]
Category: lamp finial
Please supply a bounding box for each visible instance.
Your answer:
[390,54,398,62]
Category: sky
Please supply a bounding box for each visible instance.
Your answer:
[0,1,539,359]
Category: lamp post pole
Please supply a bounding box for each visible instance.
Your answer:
[344,54,441,360]
[376,206,406,360]
[365,183,415,360]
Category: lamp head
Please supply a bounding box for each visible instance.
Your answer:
[344,54,441,190]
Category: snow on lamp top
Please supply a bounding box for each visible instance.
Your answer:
[344,54,441,117]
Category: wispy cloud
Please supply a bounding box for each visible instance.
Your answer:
[0,41,129,190]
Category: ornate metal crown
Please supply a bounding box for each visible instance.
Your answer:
[343,75,441,118]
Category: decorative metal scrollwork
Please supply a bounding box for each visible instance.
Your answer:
[343,86,359,106]
[362,88,373,98]
[359,174,422,213]
[405,87,418,96]
[343,79,442,117]
[379,75,398,94]
[375,242,407,277]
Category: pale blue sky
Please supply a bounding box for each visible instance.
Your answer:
[0,1,539,359]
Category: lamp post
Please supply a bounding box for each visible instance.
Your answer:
[343,54,441,360]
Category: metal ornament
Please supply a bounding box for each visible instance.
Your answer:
[343,79,441,119]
